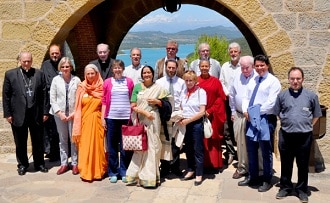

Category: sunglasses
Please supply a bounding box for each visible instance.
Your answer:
[166,47,177,51]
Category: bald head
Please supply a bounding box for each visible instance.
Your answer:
[239,56,254,78]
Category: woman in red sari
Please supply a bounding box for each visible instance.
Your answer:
[198,59,226,172]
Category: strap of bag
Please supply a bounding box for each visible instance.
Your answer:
[197,88,207,120]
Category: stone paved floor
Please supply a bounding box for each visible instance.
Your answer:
[0,153,329,203]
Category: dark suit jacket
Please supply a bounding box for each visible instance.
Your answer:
[89,58,114,80]
[2,67,49,127]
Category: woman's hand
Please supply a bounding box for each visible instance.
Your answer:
[147,98,160,106]
[102,118,107,130]
[58,112,67,121]
[146,112,155,120]
[179,118,190,126]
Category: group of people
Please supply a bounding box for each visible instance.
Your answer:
[2,40,321,202]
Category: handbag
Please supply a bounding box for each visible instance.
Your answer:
[121,116,148,151]
[197,88,213,138]
[203,116,213,139]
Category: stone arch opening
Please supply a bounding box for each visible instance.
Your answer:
[49,0,280,77]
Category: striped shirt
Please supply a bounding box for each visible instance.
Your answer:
[108,78,131,119]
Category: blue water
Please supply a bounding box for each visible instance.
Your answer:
[116,44,195,68]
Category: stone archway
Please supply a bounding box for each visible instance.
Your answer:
[0,0,329,164]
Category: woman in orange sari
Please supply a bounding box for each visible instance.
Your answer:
[72,64,107,181]
[198,59,226,172]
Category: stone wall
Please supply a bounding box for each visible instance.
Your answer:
[0,0,329,164]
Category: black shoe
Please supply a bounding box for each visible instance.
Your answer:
[160,169,169,178]
[17,167,27,176]
[238,176,250,186]
[35,165,48,173]
[172,170,183,177]
[238,176,259,187]
[276,190,289,199]
[49,155,60,162]
[258,182,272,192]
[298,192,308,203]
[194,180,202,186]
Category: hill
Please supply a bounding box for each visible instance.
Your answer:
[119,25,247,51]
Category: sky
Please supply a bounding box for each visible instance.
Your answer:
[130,4,235,33]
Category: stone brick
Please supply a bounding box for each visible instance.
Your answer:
[0,41,23,60]
[31,20,57,47]
[0,130,14,146]
[269,52,295,80]
[309,31,330,48]
[301,66,323,85]
[2,22,33,40]
[285,0,314,12]
[236,1,265,24]
[319,55,330,106]
[260,0,284,12]
[292,48,327,66]
[263,30,292,54]
[289,31,308,47]
[221,0,247,7]
[273,13,297,31]
[25,2,53,19]
[0,3,22,20]
[314,0,330,11]
[253,14,279,40]
[46,2,72,28]
[298,12,330,30]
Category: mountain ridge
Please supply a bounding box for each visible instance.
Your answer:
[119,25,244,50]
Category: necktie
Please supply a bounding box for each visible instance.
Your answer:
[169,78,174,96]
[249,77,263,107]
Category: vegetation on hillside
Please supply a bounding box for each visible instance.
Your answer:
[187,35,230,65]
[118,26,252,59]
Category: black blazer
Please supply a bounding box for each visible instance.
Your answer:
[2,67,49,127]
[89,58,114,80]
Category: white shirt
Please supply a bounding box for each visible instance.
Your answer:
[229,70,257,114]
[242,72,281,115]
[123,64,144,85]
[156,75,185,111]
[220,61,241,96]
[181,88,207,118]
[188,58,221,79]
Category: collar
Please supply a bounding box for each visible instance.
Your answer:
[289,87,303,98]
[132,64,141,70]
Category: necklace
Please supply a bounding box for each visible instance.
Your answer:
[20,69,33,96]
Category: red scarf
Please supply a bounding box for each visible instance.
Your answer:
[186,85,199,98]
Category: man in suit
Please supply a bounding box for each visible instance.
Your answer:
[154,39,186,81]
[41,44,61,162]
[89,43,114,80]
[3,52,49,175]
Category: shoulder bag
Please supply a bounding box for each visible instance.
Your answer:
[121,115,148,151]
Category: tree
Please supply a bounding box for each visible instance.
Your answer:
[187,35,230,65]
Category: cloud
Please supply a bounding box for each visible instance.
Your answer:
[130,5,236,33]
[136,14,180,25]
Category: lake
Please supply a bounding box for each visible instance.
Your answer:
[116,44,195,68]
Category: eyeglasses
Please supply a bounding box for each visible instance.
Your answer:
[166,47,177,51]
[61,66,71,69]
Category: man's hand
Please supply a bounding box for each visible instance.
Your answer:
[6,116,13,124]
